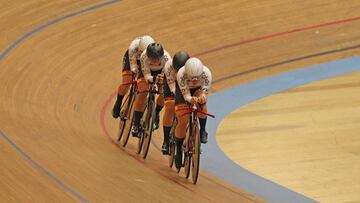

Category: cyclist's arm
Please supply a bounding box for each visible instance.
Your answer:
[164,60,176,94]
[140,52,153,83]
[128,40,140,73]
[169,79,176,94]
[177,70,192,103]
[200,66,212,94]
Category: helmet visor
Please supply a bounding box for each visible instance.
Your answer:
[149,57,162,65]
[190,75,201,81]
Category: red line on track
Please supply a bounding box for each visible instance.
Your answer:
[194,16,360,56]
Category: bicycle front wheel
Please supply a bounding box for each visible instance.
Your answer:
[136,107,148,154]
[184,119,192,178]
[141,100,155,159]
[117,92,133,142]
[191,122,200,184]
[121,93,135,147]
[116,117,126,143]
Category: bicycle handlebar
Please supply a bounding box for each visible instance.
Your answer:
[179,103,215,118]
[137,82,161,95]
[122,81,137,85]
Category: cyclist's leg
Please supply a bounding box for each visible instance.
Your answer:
[153,95,163,130]
[162,78,174,154]
[112,50,133,118]
[131,73,148,136]
[174,83,189,168]
[194,89,208,143]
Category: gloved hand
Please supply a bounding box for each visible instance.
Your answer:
[132,69,138,77]
[190,96,198,104]
[155,74,164,84]
[130,63,139,74]
[197,94,207,104]
[145,75,154,83]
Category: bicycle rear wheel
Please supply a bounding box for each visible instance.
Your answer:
[141,100,155,159]
[184,146,191,178]
[168,119,177,167]
[191,122,200,184]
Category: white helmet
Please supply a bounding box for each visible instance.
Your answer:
[185,57,203,77]
[139,35,155,52]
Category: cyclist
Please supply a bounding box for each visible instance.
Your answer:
[174,57,212,169]
[131,43,171,136]
[161,51,190,154]
[112,35,154,118]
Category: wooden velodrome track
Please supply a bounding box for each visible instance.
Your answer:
[1,0,359,202]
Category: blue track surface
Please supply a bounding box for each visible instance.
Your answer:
[202,57,360,203]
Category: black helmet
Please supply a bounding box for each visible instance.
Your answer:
[172,51,190,71]
[146,43,164,59]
